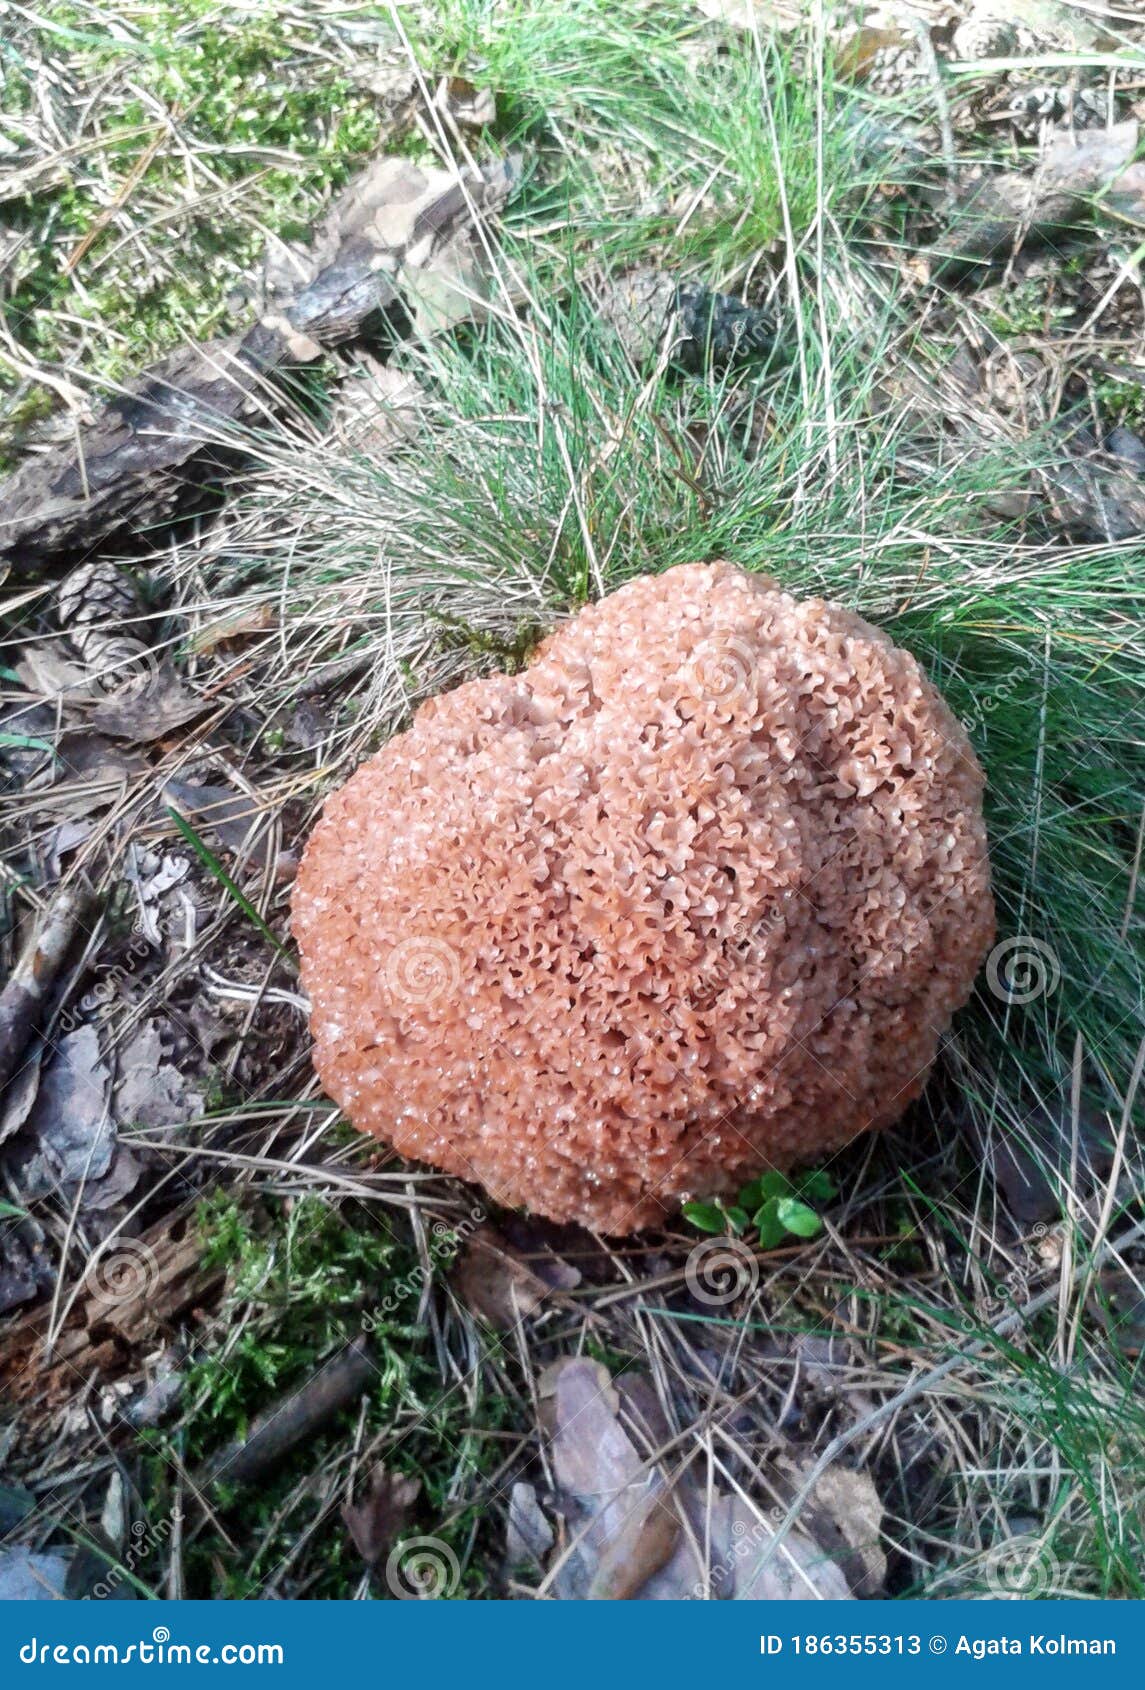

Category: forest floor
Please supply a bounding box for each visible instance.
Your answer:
[1,0,1145,1601]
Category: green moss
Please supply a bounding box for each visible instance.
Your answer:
[1,3,386,444]
[138,1193,505,1597]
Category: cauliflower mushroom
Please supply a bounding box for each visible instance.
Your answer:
[293,562,994,1233]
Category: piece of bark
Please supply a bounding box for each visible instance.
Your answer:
[933,122,1144,272]
[0,156,516,576]
[0,1205,223,1407]
[0,880,99,1098]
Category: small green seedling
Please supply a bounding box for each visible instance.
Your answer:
[683,1168,836,1250]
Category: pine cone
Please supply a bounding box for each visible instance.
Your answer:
[56,562,153,694]
[594,269,777,371]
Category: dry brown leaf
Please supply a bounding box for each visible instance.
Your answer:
[113,1020,204,1132]
[775,1458,887,1599]
[435,76,497,130]
[535,1356,881,1600]
[15,643,94,703]
[11,1026,114,1197]
[836,25,911,82]
[163,780,270,866]
[452,1223,555,1329]
[342,1466,422,1567]
[91,664,209,743]
[187,604,276,656]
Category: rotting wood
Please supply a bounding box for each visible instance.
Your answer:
[0,156,516,577]
[0,1206,224,1410]
[0,880,99,1098]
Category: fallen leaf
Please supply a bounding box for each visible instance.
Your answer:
[15,643,94,702]
[113,1020,204,1131]
[506,1482,555,1574]
[774,1458,887,1599]
[535,1356,881,1599]
[586,1486,681,1600]
[50,732,144,815]
[12,1026,114,1197]
[91,664,209,743]
[937,122,1143,267]
[836,25,911,82]
[186,604,276,656]
[0,1548,69,1600]
[435,76,496,130]
[329,358,425,456]
[163,779,270,866]
[452,1223,556,1329]
[80,1147,142,1213]
[342,1466,422,1567]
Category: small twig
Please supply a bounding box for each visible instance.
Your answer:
[195,1337,377,1493]
[908,16,955,178]
[0,879,99,1097]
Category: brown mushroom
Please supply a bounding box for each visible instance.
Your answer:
[293,562,994,1233]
